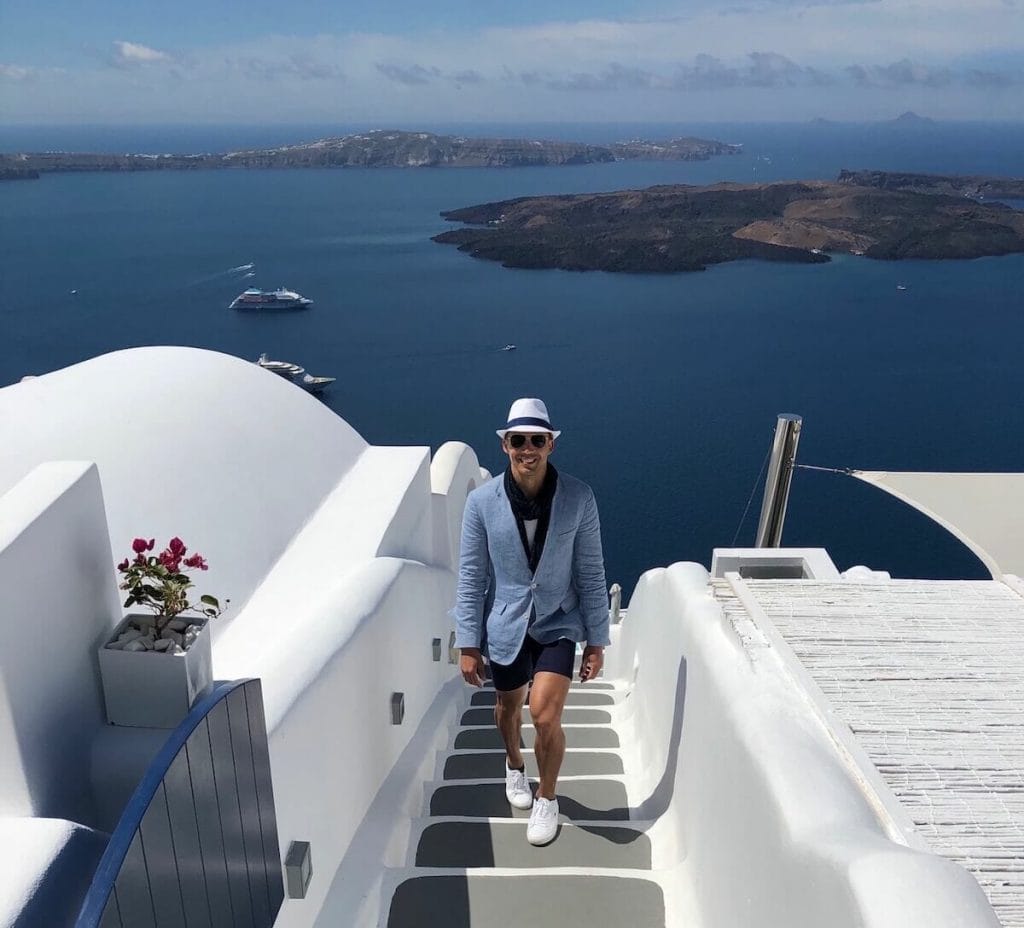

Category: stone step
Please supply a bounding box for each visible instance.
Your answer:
[415,821,652,869]
[461,707,612,726]
[387,874,664,928]
[429,779,630,821]
[480,681,617,691]
[443,751,623,780]
[470,690,616,707]
[454,726,620,750]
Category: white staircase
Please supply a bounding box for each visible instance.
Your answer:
[382,676,667,927]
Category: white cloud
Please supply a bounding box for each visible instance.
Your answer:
[0,64,34,81]
[112,41,174,67]
[5,2,1022,122]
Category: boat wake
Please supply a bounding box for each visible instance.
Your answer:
[184,262,257,288]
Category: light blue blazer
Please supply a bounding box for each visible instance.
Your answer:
[453,471,609,666]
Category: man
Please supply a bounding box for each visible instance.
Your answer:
[453,397,609,847]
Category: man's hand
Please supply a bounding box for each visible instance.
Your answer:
[579,645,604,682]
[460,648,485,687]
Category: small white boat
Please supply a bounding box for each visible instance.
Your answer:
[502,344,517,351]
[897,284,908,291]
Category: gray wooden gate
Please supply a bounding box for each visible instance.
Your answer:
[76,678,285,928]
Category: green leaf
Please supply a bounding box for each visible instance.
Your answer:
[200,595,219,607]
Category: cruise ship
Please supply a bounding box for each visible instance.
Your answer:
[0,347,1021,928]
[229,287,313,310]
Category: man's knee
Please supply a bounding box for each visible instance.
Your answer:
[495,690,525,722]
[529,700,563,735]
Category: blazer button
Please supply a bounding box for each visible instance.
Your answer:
[530,582,538,590]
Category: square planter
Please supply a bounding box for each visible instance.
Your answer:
[98,614,213,728]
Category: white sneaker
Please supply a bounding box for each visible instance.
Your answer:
[527,796,559,846]
[505,763,533,810]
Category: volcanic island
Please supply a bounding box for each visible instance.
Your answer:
[432,171,1024,273]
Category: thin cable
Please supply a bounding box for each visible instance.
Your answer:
[731,443,773,546]
[795,463,857,475]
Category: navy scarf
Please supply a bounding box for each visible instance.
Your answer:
[504,463,558,573]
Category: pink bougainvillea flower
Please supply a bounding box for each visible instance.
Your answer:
[159,549,183,572]
[116,535,222,625]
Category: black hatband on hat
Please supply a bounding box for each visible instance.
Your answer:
[505,416,553,430]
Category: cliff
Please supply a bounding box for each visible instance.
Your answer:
[0,129,740,178]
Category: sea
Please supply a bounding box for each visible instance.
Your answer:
[2,120,1023,594]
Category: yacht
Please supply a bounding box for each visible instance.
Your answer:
[230,287,313,310]
[256,353,334,393]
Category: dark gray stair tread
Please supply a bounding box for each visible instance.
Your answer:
[455,727,619,750]
[482,681,615,691]
[388,875,664,928]
[461,707,611,726]
[415,821,652,869]
[444,751,623,779]
[429,779,629,820]
[471,690,615,707]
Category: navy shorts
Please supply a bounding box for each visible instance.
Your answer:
[490,635,575,692]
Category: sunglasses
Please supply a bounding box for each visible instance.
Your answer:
[507,433,550,449]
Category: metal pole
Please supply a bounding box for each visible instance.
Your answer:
[609,583,622,624]
[755,414,803,547]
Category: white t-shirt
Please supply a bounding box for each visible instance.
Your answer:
[524,518,538,554]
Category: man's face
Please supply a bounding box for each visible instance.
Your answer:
[502,431,555,481]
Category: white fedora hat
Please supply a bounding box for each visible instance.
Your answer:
[496,397,561,439]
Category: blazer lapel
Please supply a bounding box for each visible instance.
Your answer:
[495,480,533,577]
[533,480,565,579]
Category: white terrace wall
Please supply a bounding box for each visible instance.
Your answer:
[608,562,999,928]
[216,443,486,928]
[0,462,120,827]
[0,347,367,639]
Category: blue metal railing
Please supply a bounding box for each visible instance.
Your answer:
[76,679,285,928]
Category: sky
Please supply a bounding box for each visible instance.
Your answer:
[1,0,1022,124]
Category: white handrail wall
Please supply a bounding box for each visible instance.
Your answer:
[610,562,999,928]
[0,462,119,828]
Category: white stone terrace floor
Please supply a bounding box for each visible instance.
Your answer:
[719,579,1024,928]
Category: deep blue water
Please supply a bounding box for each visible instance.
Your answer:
[2,123,1023,593]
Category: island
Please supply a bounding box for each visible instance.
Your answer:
[886,111,937,128]
[0,129,740,179]
[432,173,1024,273]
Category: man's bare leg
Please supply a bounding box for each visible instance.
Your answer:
[495,684,529,769]
[528,671,571,800]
